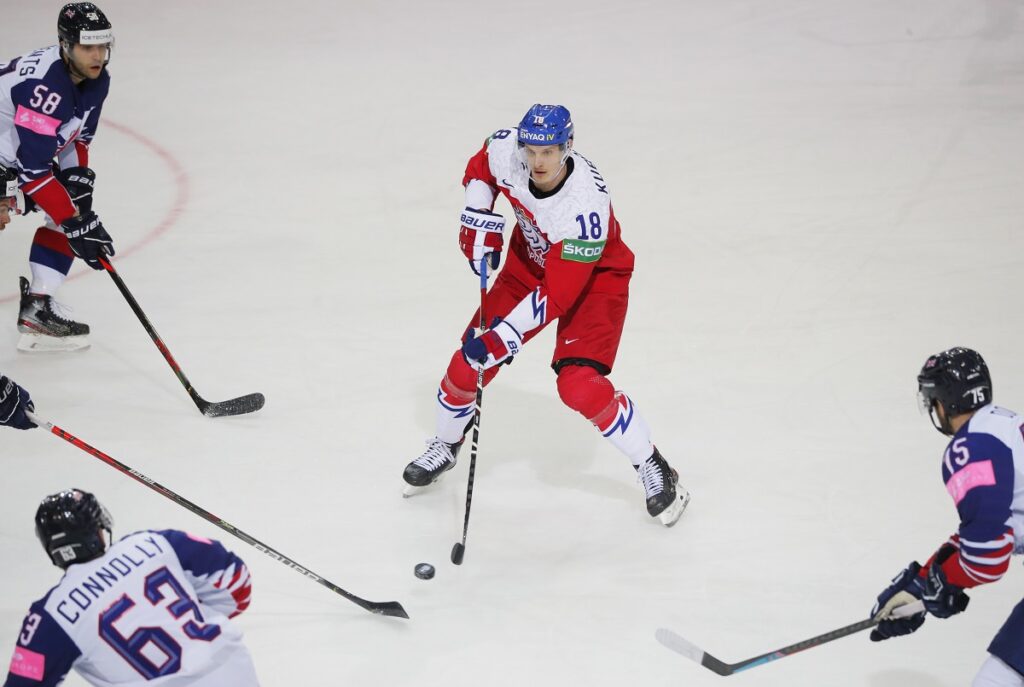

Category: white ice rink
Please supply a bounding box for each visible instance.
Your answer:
[2,1,1024,685]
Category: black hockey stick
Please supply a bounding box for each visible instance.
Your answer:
[655,600,925,675]
[100,257,264,417]
[29,411,408,619]
[451,259,489,565]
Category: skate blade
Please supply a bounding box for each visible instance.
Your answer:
[17,333,90,353]
[658,489,691,527]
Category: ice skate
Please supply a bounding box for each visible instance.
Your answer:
[402,437,462,497]
[17,277,90,352]
[637,447,690,527]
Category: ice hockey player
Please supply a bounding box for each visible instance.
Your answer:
[0,3,116,352]
[402,104,690,526]
[3,489,259,687]
[0,374,36,430]
[870,348,1024,686]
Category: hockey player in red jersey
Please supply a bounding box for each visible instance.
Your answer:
[869,348,1024,686]
[402,104,690,526]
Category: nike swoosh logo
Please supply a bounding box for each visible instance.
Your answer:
[501,178,515,188]
[564,338,580,345]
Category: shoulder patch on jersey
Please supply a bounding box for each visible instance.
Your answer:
[946,459,997,505]
[561,238,606,263]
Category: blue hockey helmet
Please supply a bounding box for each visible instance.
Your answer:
[35,488,113,569]
[517,104,574,147]
[917,347,992,435]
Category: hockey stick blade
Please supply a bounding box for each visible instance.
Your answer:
[198,392,266,417]
[29,412,408,620]
[655,600,926,676]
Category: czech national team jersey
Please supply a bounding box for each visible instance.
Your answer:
[463,128,634,320]
[0,45,108,224]
[4,530,254,687]
[930,404,1024,588]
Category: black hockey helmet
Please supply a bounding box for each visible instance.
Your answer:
[58,3,113,48]
[35,489,113,569]
[918,347,992,435]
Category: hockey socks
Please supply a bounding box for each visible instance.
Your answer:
[29,225,74,295]
[556,365,654,464]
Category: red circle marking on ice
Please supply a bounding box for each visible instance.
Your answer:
[0,120,189,304]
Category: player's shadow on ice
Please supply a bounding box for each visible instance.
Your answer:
[414,381,641,508]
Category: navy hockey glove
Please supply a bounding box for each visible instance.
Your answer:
[58,166,96,215]
[921,561,970,619]
[459,207,505,278]
[461,317,522,370]
[62,210,114,270]
[869,562,927,642]
[0,375,36,430]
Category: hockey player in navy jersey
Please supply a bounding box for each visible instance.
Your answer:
[0,3,116,352]
[3,490,259,686]
[401,104,690,526]
[870,348,1024,686]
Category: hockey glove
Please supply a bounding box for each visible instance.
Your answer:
[62,210,114,270]
[57,166,96,216]
[921,562,970,619]
[462,317,523,370]
[459,207,505,278]
[869,562,927,642]
[0,375,36,430]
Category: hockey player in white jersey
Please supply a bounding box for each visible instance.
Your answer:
[869,348,1024,686]
[402,104,690,526]
[0,3,116,352]
[3,489,259,687]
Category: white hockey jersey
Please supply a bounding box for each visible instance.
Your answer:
[4,530,257,687]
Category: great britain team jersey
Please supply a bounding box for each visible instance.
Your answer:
[925,405,1024,589]
[0,45,109,224]
[4,530,252,687]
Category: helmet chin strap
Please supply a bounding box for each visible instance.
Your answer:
[928,402,955,436]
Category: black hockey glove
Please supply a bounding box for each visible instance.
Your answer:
[921,563,970,619]
[62,210,114,270]
[869,562,926,642]
[0,375,36,430]
[57,166,96,215]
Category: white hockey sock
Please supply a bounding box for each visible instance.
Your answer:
[595,393,654,466]
[29,262,67,297]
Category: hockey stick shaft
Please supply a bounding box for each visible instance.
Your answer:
[655,600,926,675]
[29,411,408,619]
[99,258,264,417]
[451,259,488,565]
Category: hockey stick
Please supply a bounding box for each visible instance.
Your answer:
[29,411,409,619]
[450,258,489,565]
[99,257,264,417]
[655,600,925,675]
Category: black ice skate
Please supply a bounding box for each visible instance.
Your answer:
[17,277,90,352]
[637,447,691,527]
[402,437,462,497]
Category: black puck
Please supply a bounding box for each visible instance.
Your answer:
[414,563,435,580]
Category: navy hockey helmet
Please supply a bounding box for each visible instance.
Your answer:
[517,104,574,148]
[917,347,992,435]
[58,3,114,48]
[35,489,113,569]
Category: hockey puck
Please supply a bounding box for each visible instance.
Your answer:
[414,563,435,580]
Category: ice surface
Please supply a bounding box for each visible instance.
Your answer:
[2,1,1023,685]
